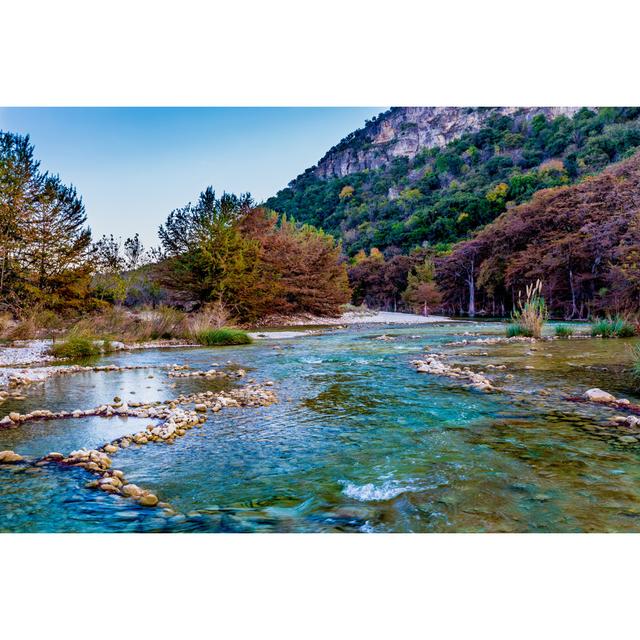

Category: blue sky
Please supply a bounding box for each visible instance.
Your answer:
[0,107,384,248]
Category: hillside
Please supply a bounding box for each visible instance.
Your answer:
[266,107,640,256]
[437,151,640,319]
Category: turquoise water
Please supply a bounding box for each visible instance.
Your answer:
[1,322,640,532]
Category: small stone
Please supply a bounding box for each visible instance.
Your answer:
[8,412,21,422]
[113,396,122,403]
[618,435,637,444]
[194,403,207,412]
[100,483,120,493]
[122,484,144,497]
[47,452,64,460]
[104,444,118,453]
[0,450,24,464]
[138,494,159,507]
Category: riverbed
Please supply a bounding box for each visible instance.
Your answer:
[1,321,639,532]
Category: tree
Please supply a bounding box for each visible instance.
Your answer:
[124,233,145,270]
[0,132,42,304]
[157,189,350,321]
[0,132,94,310]
[402,258,442,315]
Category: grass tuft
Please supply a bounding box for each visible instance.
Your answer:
[555,324,574,338]
[506,323,532,337]
[50,335,101,359]
[591,317,637,338]
[508,279,547,338]
[194,327,252,346]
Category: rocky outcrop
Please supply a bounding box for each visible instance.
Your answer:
[312,107,581,179]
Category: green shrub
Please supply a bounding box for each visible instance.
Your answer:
[194,328,253,346]
[50,335,101,359]
[506,323,532,337]
[591,317,637,338]
[555,324,574,338]
[618,323,637,338]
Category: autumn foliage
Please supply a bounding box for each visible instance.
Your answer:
[158,188,350,322]
[438,151,640,318]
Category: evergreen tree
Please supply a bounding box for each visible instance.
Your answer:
[20,176,92,302]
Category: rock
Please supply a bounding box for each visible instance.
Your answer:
[8,412,21,422]
[104,444,118,453]
[0,416,14,427]
[47,452,64,460]
[113,396,121,403]
[194,403,207,412]
[0,450,24,463]
[619,435,638,444]
[122,484,145,497]
[584,388,616,403]
[138,494,159,507]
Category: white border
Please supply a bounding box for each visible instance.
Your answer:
[2,1,640,637]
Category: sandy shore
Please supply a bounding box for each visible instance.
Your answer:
[337,311,450,325]
[248,311,451,339]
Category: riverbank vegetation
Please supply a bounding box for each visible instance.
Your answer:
[1,132,350,339]
[194,328,252,346]
[49,335,103,359]
[506,280,547,338]
[4,114,640,339]
[591,317,637,338]
[438,152,640,320]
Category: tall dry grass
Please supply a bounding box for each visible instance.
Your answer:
[507,280,547,338]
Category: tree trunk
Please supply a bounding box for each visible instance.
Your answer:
[568,268,577,319]
[466,258,476,318]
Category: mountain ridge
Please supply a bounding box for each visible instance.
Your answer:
[312,107,581,180]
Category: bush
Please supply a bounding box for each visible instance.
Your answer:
[194,328,253,346]
[555,324,574,338]
[50,335,101,359]
[591,317,637,338]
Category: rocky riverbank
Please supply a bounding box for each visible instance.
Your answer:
[0,380,278,514]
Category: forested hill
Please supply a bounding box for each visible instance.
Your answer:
[266,107,640,256]
[438,150,640,319]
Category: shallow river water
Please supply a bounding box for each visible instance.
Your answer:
[1,321,640,533]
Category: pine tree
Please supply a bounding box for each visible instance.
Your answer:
[0,132,42,303]
[18,175,93,305]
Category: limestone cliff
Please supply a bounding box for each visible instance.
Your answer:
[313,107,581,179]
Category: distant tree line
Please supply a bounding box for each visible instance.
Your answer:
[0,131,351,323]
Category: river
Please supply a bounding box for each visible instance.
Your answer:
[1,321,639,532]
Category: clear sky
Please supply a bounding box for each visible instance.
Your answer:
[0,107,384,248]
